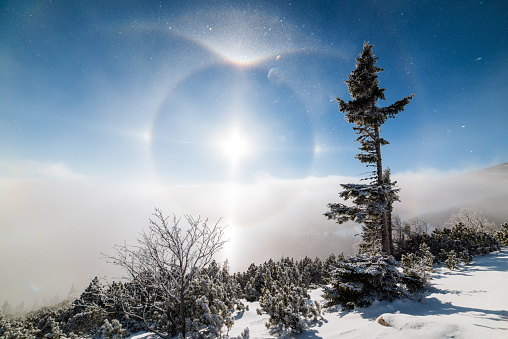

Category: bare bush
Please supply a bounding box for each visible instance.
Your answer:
[103,208,227,338]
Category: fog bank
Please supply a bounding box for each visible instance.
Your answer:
[1,162,507,309]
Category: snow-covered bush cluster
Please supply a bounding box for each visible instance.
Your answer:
[234,256,326,303]
[323,254,408,309]
[254,258,321,334]
[2,218,505,338]
[400,243,434,292]
[0,301,81,338]
[321,218,505,309]
[0,262,240,339]
[184,261,241,338]
[232,256,326,335]
[397,223,500,265]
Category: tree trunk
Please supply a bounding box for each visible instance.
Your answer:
[180,290,186,337]
[167,299,176,337]
[374,124,391,255]
[381,211,390,255]
[387,207,394,255]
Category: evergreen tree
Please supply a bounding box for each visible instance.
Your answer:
[325,42,413,255]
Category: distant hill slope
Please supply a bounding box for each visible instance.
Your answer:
[468,162,508,177]
[417,162,508,227]
[419,194,508,227]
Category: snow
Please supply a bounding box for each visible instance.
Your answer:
[230,302,271,336]
[132,249,508,338]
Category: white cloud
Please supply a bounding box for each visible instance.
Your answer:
[0,160,89,182]
[393,167,508,220]
[35,162,89,181]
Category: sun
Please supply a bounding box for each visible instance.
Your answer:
[219,127,252,168]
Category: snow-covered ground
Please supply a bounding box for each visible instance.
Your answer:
[134,248,508,338]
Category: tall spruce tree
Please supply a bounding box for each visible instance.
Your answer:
[325,42,413,255]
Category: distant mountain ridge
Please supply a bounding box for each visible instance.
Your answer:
[467,162,508,177]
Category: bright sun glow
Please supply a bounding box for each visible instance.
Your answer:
[219,127,252,168]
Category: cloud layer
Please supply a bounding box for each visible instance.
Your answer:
[1,161,507,308]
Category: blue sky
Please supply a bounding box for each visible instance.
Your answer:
[1,0,507,306]
[2,0,507,183]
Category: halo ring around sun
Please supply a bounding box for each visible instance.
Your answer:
[148,61,316,183]
[135,13,352,226]
[147,60,317,223]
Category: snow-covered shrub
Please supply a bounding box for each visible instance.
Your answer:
[243,281,259,302]
[438,248,448,262]
[322,253,345,284]
[260,283,319,335]
[401,243,434,279]
[400,243,434,292]
[63,277,109,336]
[323,254,405,309]
[40,316,65,338]
[239,258,302,303]
[235,327,250,339]
[0,310,38,338]
[187,295,229,338]
[459,250,473,264]
[254,259,320,335]
[298,256,324,286]
[184,265,239,338]
[438,243,474,270]
[0,277,131,338]
[400,223,501,262]
[99,319,127,339]
[64,308,106,336]
[236,263,266,302]
[495,222,508,246]
[445,250,459,270]
[24,305,74,339]
[1,298,94,339]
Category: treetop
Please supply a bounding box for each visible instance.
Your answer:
[337,42,413,127]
